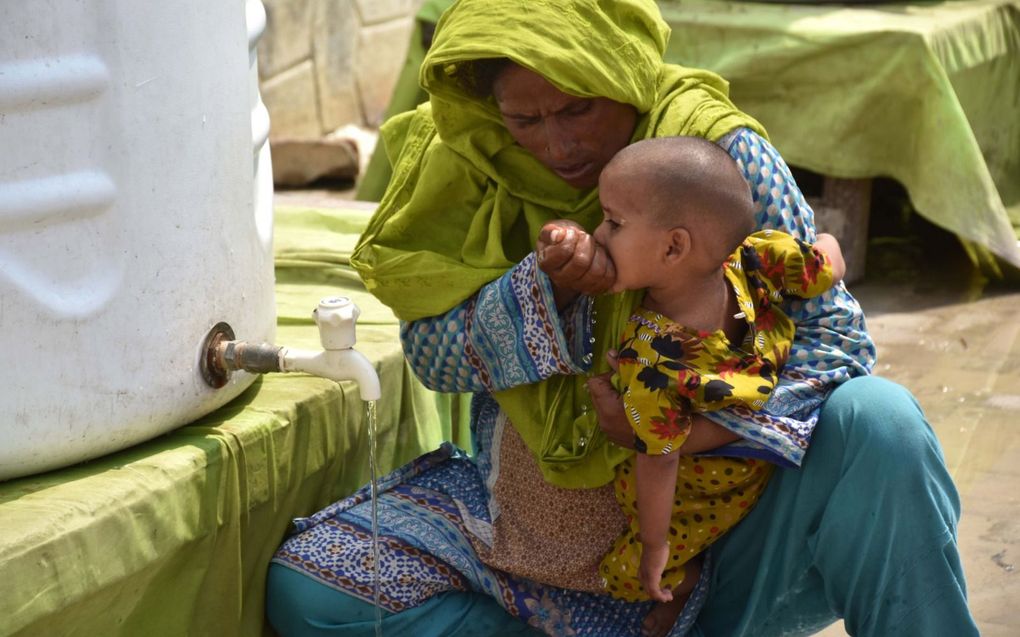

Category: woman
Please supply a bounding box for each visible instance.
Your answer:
[266,1,978,635]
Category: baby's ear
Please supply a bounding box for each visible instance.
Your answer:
[665,226,691,263]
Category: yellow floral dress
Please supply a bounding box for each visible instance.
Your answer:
[600,230,834,601]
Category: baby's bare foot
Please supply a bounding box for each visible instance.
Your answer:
[640,556,702,637]
[640,594,688,637]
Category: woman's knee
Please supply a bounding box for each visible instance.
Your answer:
[817,376,961,522]
[818,376,943,469]
[266,563,378,635]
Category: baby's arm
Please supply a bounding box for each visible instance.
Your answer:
[636,451,680,603]
[813,232,845,284]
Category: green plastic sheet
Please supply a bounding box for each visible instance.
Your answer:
[660,0,1020,270]
[0,205,469,637]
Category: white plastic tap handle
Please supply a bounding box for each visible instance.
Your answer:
[314,296,359,350]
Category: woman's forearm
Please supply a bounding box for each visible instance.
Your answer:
[401,253,593,394]
[400,299,487,393]
[612,412,740,454]
[677,414,742,453]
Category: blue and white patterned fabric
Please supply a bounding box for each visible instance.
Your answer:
[702,128,875,467]
[271,127,874,635]
[399,251,591,394]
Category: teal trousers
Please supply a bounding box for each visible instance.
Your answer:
[265,377,979,636]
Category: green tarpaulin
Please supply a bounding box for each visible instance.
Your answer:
[660,0,1020,271]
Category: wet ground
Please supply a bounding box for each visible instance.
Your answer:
[819,253,1020,636]
[277,187,1019,635]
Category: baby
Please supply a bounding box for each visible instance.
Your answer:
[587,136,842,636]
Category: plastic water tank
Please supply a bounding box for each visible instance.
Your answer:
[0,0,276,480]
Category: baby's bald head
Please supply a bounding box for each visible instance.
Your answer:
[600,136,754,264]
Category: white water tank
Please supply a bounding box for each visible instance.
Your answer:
[0,0,276,481]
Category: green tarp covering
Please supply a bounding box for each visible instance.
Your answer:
[0,205,469,637]
[660,0,1020,271]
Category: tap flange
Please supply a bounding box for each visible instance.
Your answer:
[200,322,236,388]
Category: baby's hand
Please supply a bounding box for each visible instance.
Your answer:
[639,541,673,603]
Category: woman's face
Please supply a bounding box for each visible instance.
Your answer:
[492,64,638,189]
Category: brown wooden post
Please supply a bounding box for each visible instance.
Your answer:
[808,176,872,284]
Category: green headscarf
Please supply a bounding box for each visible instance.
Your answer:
[352,0,766,488]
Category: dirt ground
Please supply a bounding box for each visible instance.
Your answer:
[818,260,1019,636]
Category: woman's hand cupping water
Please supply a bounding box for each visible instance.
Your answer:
[536,220,616,310]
